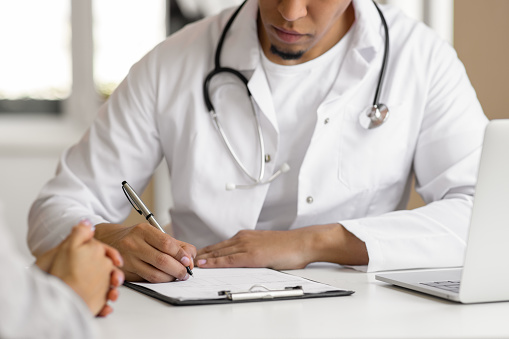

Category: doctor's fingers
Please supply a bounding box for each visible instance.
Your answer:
[127,256,179,283]
[197,252,259,268]
[137,244,191,282]
[142,227,196,269]
[197,237,239,256]
[177,239,198,261]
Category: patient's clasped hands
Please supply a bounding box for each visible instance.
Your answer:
[35,220,125,317]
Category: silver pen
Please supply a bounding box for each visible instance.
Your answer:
[121,180,193,277]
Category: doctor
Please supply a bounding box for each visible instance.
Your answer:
[29,0,487,282]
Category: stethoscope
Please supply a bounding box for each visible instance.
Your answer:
[203,0,390,190]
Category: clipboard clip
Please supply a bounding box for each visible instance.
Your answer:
[218,285,304,301]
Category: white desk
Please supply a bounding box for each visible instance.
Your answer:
[97,264,509,338]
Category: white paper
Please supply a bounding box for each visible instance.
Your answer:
[132,268,341,301]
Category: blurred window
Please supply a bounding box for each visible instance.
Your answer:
[0,0,70,113]
[0,0,166,114]
[93,0,166,99]
[0,0,244,115]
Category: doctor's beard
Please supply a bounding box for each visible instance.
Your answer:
[270,44,305,61]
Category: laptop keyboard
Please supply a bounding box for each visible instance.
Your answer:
[420,280,461,293]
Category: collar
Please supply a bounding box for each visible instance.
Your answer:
[350,0,386,63]
[220,0,260,72]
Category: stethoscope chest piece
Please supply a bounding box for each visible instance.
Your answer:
[359,104,390,129]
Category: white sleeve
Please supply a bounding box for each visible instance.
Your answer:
[0,216,99,339]
[27,49,163,256]
[342,36,488,272]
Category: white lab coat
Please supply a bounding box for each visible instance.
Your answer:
[0,208,98,338]
[29,0,488,272]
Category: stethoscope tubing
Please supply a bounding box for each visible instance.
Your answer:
[372,1,389,107]
[203,0,268,185]
[210,95,266,183]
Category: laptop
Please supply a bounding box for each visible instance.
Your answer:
[376,119,509,303]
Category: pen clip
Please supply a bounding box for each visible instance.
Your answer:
[122,183,142,215]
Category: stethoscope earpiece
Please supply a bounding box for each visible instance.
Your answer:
[225,162,291,191]
[359,104,390,129]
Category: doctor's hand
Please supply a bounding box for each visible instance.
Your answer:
[94,222,196,283]
[36,220,124,317]
[195,224,369,269]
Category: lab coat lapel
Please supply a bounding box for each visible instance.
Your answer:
[325,0,385,102]
[220,0,259,72]
[200,0,276,231]
[220,0,279,134]
[247,65,279,134]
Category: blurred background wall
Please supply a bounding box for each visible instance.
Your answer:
[407,0,509,209]
[0,0,507,263]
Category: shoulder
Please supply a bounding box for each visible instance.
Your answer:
[371,2,462,92]
[379,3,456,60]
[120,7,238,92]
[151,7,237,67]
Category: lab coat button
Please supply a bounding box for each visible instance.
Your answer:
[324,118,330,125]
[265,154,271,163]
[306,196,314,204]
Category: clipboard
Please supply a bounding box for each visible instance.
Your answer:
[124,268,354,306]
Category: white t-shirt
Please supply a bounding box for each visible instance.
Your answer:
[257,28,354,230]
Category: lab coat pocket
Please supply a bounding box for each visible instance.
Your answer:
[338,102,413,191]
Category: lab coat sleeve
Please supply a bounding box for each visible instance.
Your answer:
[0,215,98,339]
[28,46,164,256]
[341,37,488,272]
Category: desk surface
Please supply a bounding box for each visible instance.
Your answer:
[97,264,509,338]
